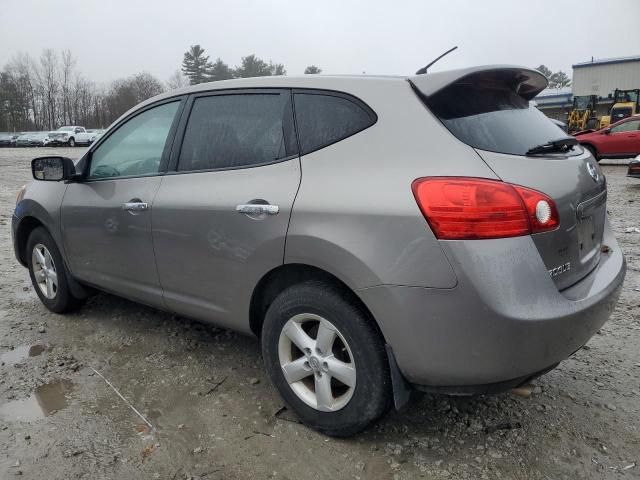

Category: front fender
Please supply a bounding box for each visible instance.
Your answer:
[13,180,68,264]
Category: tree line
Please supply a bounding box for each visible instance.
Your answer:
[0,49,165,132]
[0,46,322,132]
[179,44,321,85]
[535,65,571,89]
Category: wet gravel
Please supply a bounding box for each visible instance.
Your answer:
[0,147,638,479]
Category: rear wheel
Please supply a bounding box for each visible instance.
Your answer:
[26,227,83,313]
[583,144,599,162]
[262,281,392,437]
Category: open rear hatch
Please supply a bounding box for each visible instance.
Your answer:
[411,66,607,290]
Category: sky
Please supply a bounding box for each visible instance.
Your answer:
[1,0,639,85]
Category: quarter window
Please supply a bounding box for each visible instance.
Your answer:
[611,120,640,133]
[293,92,376,155]
[177,93,296,172]
[89,101,179,179]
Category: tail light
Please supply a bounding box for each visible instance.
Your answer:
[411,177,559,240]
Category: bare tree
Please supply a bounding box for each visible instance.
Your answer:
[3,53,39,130]
[166,69,189,90]
[60,49,76,125]
[38,49,60,129]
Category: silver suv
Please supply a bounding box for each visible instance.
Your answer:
[12,66,626,436]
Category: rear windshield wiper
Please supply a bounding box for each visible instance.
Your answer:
[526,137,578,156]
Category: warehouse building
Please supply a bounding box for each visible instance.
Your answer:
[534,55,640,121]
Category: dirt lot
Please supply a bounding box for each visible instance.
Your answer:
[0,147,638,480]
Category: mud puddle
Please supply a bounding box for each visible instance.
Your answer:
[0,380,73,422]
[1,344,46,365]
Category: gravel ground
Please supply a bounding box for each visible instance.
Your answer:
[0,147,638,480]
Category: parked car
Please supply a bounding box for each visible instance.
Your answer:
[86,129,105,144]
[48,126,93,146]
[628,155,640,178]
[0,132,13,147]
[575,114,640,161]
[15,132,38,147]
[15,132,51,147]
[12,67,626,436]
[28,132,52,147]
[9,133,21,147]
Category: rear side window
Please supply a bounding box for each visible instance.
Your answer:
[424,83,573,156]
[178,92,296,172]
[294,92,376,155]
[611,119,640,133]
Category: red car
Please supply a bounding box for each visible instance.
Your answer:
[576,114,640,161]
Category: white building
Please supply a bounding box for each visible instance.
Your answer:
[535,55,640,121]
[572,55,640,97]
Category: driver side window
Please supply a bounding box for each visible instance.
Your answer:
[89,101,179,179]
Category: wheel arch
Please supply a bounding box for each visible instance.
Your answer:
[581,142,598,158]
[249,263,386,342]
[14,215,46,266]
[15,214,91,299]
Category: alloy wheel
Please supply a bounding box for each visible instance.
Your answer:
[32,244,58,299]
[278,313,356,412]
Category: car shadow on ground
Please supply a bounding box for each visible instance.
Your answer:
[68,292,575,456]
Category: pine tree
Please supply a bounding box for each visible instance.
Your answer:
[181,45,213,85]
[209,58,234,82]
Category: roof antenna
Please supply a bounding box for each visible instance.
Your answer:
[415,46,458,75]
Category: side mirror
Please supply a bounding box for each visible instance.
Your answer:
[603,128,611,135]
[31,156,77,181]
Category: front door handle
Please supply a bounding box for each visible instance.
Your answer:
[122,202,149,212]
[236,204,279,215]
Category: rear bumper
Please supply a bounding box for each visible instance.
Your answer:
[358,218,626,389]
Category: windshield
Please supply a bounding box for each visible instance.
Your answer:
[58,127,74,132]
[574,96,591,110]
[614,90,638,104]
[425,83,574,156]
[611,107,633,123]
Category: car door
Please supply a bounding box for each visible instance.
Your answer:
[603,119,640,155]
[74,127,87,143]
[152,89,300,332]
[61,99,183,307]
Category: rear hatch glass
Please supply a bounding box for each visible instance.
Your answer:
[423,76,574,156]
[411,68,607,290]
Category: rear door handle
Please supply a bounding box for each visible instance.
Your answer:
[236,204,279,215]
[122,202,149,212]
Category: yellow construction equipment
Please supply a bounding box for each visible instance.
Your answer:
[567,95,599,134]
[599,89,640,128]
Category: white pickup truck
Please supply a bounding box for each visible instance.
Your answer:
[48,126,96,147]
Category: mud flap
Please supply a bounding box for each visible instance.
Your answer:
[385,345,412,410]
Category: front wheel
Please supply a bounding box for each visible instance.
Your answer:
[26,227,83,313]
[68,137,75,147]
[262,281,392,436]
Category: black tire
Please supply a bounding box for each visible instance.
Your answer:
[26,227,83,313]
[583,144,599,162]
[68,137,75,147]
[586,118,599,130]
[262,281,392,437]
